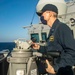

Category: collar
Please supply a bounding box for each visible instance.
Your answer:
[50,19,60,32]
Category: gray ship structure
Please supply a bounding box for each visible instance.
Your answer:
[0,0,75,75]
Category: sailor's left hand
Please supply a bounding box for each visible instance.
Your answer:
[46,59,56,74]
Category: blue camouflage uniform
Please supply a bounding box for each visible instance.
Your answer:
[38,19,75,72]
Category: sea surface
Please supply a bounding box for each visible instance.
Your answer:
[0,42,15,75]
[0,42,15,52]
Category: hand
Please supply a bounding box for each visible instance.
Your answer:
[46,60,56,74]
[32,43,40,50]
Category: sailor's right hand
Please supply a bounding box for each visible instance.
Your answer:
[32,43,40,50]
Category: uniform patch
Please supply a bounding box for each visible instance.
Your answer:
[49,35,54,41]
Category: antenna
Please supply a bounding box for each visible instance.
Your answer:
[30,11,36,25]
[30,0,39,25]
[23,26,31,29]
[23,0,39,29]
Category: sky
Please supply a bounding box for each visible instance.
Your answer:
[0,0,39,42]
[0,0,70,42]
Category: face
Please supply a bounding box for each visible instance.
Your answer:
[42,11,50,21]
[40,11,51,25]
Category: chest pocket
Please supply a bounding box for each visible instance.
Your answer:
[47,23,63,52]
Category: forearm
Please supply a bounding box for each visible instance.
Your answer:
[38,45,47,54]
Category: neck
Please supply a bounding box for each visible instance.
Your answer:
[47,17,57,27]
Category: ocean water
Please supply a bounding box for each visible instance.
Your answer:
[0,42,15,52]
[0,42,15,75]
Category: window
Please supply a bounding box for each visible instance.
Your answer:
[41,33,47,41]
[31,33,39,42]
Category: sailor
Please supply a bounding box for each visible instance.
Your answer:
[32,4,75,75]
